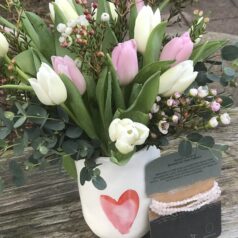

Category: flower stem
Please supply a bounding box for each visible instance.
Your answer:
[0,84,33,91]
[159,0,170,11]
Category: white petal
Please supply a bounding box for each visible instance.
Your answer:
[134,6,154,53]
[115,139,134,154]
[163,72,198,97]
[109,119,121,141]
[152,8,161,28]
[29,78,54,105]
[133,123,150,145]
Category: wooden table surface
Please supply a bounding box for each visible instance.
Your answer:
[0,108,238,238]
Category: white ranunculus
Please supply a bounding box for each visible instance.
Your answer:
[134,6,161,53]
[220,113,231,125]
[109,118,149,154]
[0,32,9,57]
[29,63,67,105]
[159,60,198,97]
[49,0,78,22]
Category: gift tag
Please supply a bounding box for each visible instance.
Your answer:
[145,149,221,195]
[150,201,221,238]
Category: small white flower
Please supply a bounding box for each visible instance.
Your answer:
[156,96,161,102]
[158,120,169,134]
[109,118,149,154]
[210,88,218,96]
[76,15,89,26]
[151,103,160,113]
[67,19,77,28]
[198,86,209,98]
[172,115,179,124]
[189,88,198,97]
[59,36,66,43]
[57,23,67,33]
[220,113,231,125]
[208,117,219,128]
[65,27,73,35]
[167,98,174,107]
[101,12,110,22]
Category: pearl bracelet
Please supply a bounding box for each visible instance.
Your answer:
[150,181,221,216]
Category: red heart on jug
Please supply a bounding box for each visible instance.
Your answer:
[100,189,140,234]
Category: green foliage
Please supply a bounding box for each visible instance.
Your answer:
[63,155,77,179]
[9,160,25,187]
[128,0,138,38]
[221,45,238,61]
[143,22,167,66]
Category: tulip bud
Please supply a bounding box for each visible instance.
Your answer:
[49,0,78,22]
[109,118,149,154]
[112,39,139,85]
[160,32,193,65]
[52,55,86,95]
[208,117,219,128]
[93,2,118,21]
[220,113,231,125]
[29,63,67,105]
[134,6,161,53]
[0,32,9,57]
[159,60,198,97]
[101,13,110,22]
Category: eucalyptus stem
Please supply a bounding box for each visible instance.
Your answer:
[4,55,29,83]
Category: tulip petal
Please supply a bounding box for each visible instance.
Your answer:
[133,122,149,145]
[163,72,198,97]
[152,8,161,28]
[115,139,134,154]
[29,78,55,105]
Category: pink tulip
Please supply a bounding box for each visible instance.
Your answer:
[112,39,139,85]
[51,56,86,95]
[160,32,193,65]
[135,0,144,12]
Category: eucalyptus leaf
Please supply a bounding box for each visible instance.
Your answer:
[129,0,137,38]
[187,133,203,142]
[199,136,215,149]
[221,45,238,61]
[92,176,107,190]
[14,116,27,129]
[44,121,65,131]
[80,167,91,185]
[66,127,83,139]
[0,127,11,140]
[63,155,77,179]
[220,96,234,108]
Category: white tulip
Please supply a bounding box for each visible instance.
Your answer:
[29,63,67,105]
[49,0,78,22]
[134,6,161,53]
[0,32,9,57]
[109,118,149,154]
[159,60,198,97]
[208,117,219,128]
[220,113,231,125]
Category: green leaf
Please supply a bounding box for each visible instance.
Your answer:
[129,0,137,38]
[0,16,17,30]
[191,40,227,64]
[9,160,25,187]
[178,140,193,157]
[15,50,37,76]
[143,22,167,66]
[220,96,234,108]
[187,133,203,142]
[110,149,134,165]
[115,110,149,125]
[134,61,172,84]
[27,105,48,125]
[71,0,84,15]
[0,127,11,140]
[80,167,91,185]
[122,71,160,115]
[61,75,97,139]
[63,155,77,179]
[129,83,143,106]
[221,45,238,61]
[214,144,229,152]
[96,0,110,23]
[62,140,79,155]
[66,127,83,139]
[44,121,65,131]
[14,116,27,128]
[102,25,118,52]
[92,176,107,190]
[199,136,215,149]
[104,72,113,128]
[106,55,125,109]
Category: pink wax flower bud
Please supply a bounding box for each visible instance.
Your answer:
[160,32,193,65]
[51,55,86,95]
[112,39,139,85]
[210,101,221,112]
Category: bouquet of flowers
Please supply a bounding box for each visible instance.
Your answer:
[0,0,236,188]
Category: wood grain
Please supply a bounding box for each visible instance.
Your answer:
[0,108,238,238]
